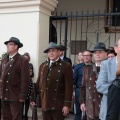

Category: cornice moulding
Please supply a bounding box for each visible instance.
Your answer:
[0,0,58,15]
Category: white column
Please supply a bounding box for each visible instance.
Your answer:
[0,0,58,82]
[0,0,58,117]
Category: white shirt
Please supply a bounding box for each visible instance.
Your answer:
[9,52,17,59]
[49,58,59,67]
[60,56,64,60]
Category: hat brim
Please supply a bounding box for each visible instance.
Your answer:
[90,49,108,53]
[44,46,62,53]
[4,40,23,48]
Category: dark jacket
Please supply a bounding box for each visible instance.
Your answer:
[63,56,72,65]
[0,53,30,101]
[80,63,101,119]
[30,58,73,111]
[73,62,85,88]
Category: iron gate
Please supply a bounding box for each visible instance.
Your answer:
[49,11,120,63]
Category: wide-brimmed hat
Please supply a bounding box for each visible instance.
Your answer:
[44,42,62,53]
[90,42,107,52]
[4,37,23,48]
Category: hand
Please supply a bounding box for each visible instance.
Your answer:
[80,103,86,111]
[30,69,32,76]
[30,102,36,107]
[62,106,70,116]
[19,99,25,102]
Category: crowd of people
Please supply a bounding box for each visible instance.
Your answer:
[0,36,120,120]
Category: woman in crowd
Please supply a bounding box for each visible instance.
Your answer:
[23,52,34,120]
[73,52,83,69]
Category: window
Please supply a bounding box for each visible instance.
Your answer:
[105,0,120,32]
[71,41,87,54]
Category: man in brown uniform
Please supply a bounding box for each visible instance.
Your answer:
[80,42,107,120]
[30,42,73,120]
[0,37,30,120]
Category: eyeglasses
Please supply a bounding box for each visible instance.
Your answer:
[7,43,15,46]
[82,55,92,57]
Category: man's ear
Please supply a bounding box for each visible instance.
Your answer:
[114,46,117,53]
[15,45,19,50]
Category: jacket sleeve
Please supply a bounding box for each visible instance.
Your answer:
[19,59,30,100]
[73,65,78,85]
[80,67,86,104]
[64,63,73,108]
[96,61,111,95]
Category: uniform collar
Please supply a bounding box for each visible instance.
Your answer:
[9,52,17,59]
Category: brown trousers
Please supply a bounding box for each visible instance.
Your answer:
[42,110,65,120]
[1,101,24,120]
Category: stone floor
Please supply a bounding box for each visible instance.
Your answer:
[28,114,74,120]
[28,107,75,120]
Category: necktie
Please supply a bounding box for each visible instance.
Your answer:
[49,62,53,68]
[9,57,11,61]
[96,66,100,73]
[116,61,120,76]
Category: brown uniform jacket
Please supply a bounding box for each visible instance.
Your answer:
[80,64,101,119]
[31,58,73,111]
[0,53,30,101]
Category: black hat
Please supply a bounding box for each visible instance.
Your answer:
[90,42,107,52]
[4,37,23,48]
[44,42,62,53]
[59,45,66,51]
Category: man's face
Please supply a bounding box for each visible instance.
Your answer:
[93,50,107,62]
[6,42,18,54]
[114,39,120,57]
[47,48,60,61]
[82,51,92,64]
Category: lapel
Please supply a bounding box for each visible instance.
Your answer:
[1,56,10,73]
[1,53,19,74]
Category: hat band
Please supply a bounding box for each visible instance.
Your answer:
[94,46,106,50]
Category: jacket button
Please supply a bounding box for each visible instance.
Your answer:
[6,89,8,91]
[5,98,7,100]
[6,81,8,83]
[8,73,9,75]
[52,107,55,109]
[55,89,57,91]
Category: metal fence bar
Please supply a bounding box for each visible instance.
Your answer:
[50,10,120,63]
